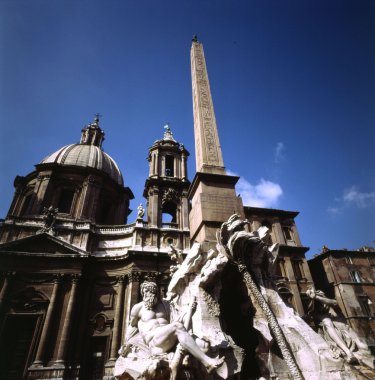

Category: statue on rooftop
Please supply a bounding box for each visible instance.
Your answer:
[137,204,145,220]
[39,206,58,234]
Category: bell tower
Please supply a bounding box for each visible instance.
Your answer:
[143,125,190,233]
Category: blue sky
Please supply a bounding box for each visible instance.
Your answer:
[1,0,374,258]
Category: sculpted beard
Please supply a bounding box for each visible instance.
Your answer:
[143,292,157,310]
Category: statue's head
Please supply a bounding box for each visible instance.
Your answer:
[141,281,158,310]
[218,214,249,247]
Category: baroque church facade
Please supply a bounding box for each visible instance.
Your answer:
[0,39,373,380]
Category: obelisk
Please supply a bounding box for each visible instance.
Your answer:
[190,36,225,175]
[188,37,244,248]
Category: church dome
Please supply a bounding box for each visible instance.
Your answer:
[40,144,123,185]
[39,115,123,185]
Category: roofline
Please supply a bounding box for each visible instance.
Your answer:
[244,206,299,218]
[0,232,89,256]
[308,248,375,262]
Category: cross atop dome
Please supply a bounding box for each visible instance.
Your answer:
[80,114,105,148]
[93,113,101,126]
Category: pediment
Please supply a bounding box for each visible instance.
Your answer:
[0,233,88,256]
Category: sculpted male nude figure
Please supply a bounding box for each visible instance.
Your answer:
[126,281,224,373]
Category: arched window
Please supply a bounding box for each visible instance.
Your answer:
[165,155,174,177]
[350,271,362,283]
[358,296,373,316]
[161,201,177,226]
[275,258,287,278]
[20,193,33,216]
[292,258,304,280]
[96,197,113,225]
[58,189,75,214]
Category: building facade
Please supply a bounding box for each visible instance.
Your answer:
[308,246,375,353]
[0,119,190,380]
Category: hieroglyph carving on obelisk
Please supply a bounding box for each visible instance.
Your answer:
[191,39,225,174]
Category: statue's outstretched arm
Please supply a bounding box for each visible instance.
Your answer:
[314,294,337,307]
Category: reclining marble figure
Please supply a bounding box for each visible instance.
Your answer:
[116,281,224,378]
[307,285,371,366]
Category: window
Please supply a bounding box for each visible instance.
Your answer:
[161,201,177,225]
[345,256,353,264]
[96,198,112,225]
[282,226,292,241]
[20,193,33,216]
[358,296,372,317]
[275,259,287,278]
[350,271,362,283]
[165,155,174,177]
[292,259,304,280]
[282,225,296,246]
[58,189,75,214]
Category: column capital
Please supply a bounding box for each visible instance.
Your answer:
[116,275,126,284]
[70,273,82,283]
[1,271,16,278]
[52,273,64,283]
[128,271,142,283]
[1,271,16,279]
[144,272,160,283]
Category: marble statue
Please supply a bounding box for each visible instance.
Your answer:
[115,214,374,379]
[167,244,183,276]
[39,206,58,234]
[137,204,145,220]
[115,280,223,380]
[215,214,374,379]
[307,286,373,367]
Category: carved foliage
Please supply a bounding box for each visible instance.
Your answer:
[162,188,179,205]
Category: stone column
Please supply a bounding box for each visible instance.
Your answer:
[278,259,287,278]
[7,185,23,217]
[150,188,160,228]
[78,176,102,220]
[291,224,302,246]
[273,221,285,244]
[32,274,63,366]
[284,257,295,281]
[0,272,14,311]
[181,194,189,230]
[122,272,141,344]
[251,220,261,232]
[109,275,126,361]
[181,154,187,180]
[284,258,304,315]
[30,174,52,214]
[152,152,159,176]
[54,274,80,365]
[149,155,153,177]
[161,156,166,177]
[174,156,178,178]
[301,260,313,282]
